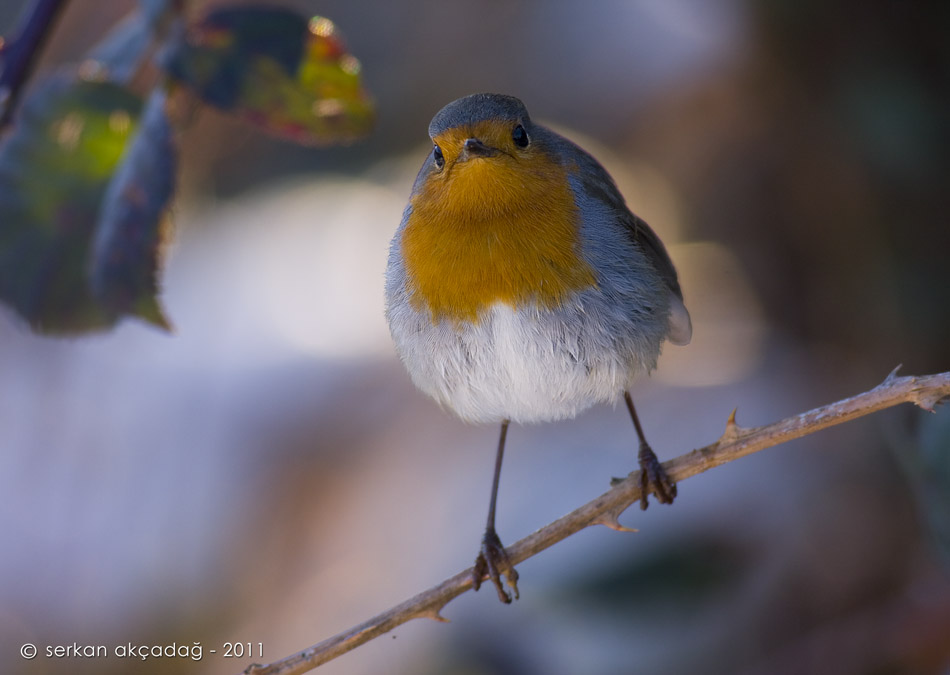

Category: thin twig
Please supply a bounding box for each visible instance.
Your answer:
[0,0,69,130]
[242,368,950,675]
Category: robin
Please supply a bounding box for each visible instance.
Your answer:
[385,93,691,604]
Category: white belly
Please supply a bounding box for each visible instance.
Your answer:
[391,301,654,425]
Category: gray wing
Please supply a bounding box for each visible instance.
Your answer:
[572,145,692,345]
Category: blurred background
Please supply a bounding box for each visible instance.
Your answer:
[2,0,949,673]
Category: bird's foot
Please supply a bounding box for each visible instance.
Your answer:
[638,440,677,510]
[472,528,520,604]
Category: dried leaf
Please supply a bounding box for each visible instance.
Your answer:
[162,6,374,145]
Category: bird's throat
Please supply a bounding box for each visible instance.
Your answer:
[402,156,596,323]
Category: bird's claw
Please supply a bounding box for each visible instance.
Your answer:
[473,528,520,604]
[638,440,677,510]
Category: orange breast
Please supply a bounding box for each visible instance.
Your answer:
[401,144,596,323]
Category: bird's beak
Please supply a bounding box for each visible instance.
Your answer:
[461,137,498,159]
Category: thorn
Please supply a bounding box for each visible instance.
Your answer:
[420,606,450,623]
[593,509,639,533]
[720,407,742,443]
[914,391,949,413]
[884,364,903,384]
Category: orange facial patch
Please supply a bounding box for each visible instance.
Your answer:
[401,121,596,323]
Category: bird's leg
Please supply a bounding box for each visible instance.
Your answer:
[472,419,520,603]
[624,391,677,510]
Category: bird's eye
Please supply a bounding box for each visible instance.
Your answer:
[433,144,445,169]
[512,124,529,148]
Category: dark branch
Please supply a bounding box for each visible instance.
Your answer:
[0,0,69,130]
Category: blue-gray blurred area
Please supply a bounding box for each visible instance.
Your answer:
[2,1,949,674]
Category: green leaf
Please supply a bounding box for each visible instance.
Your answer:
[89,87,175,331]
[162,6,374,145]
[85,11,154,84]
[0,74,141,333]
[138,0,176,26]
[86,1,179,84]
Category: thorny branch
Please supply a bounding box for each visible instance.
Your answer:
[242,368,950,675]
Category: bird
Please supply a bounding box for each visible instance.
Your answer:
[385,93,691,604]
